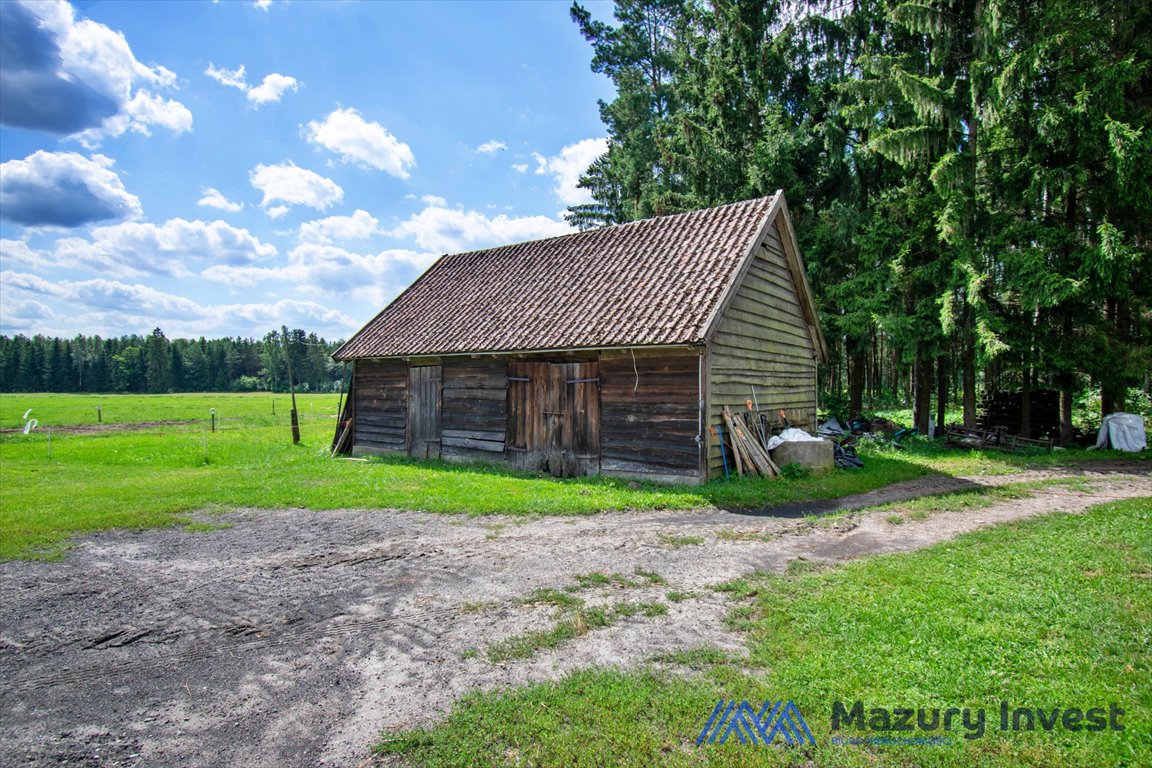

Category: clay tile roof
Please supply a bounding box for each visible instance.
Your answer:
[333,195,777,360]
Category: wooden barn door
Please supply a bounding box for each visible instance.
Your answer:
[506,361,599,476]
[407,365,442,459]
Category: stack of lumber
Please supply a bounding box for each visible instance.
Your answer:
[721,406,780,478]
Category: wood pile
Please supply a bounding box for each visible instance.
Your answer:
[977,389,1060,440]
[720,405,780,478]
[944,425,1054,454]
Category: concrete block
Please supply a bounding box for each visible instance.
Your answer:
[770,440,834,475]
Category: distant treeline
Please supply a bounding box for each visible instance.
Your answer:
[0,329,346,393]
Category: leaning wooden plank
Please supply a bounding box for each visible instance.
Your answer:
[724,407,763,477]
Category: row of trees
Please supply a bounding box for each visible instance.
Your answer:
[569,0,1150,440]
[0,329,346,394]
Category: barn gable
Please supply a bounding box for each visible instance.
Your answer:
[333,193,825,484]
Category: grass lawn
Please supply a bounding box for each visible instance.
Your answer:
[0,393,1146,559]
[378,498,1152,767]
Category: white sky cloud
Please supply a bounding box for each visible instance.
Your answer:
[197,187,244,213]
[0,239,41,269]
[421,194,447,206]
[533,137,607,206]
[305,107,415,178]
[0,150,142,227]
[511,163,528,174]
[204,62,298,106]
[390,201,572,253]
[16,0,193,145]
[1,268,359,338]
[298,210,380,244]
[202,243,438,310]
[45,218,277,278]
[249,161,343,214]
[476,140,507,154]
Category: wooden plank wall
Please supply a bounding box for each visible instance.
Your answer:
[352,359,407,454]
[707,221,817,477]
[441,359,507,461]
[600,350,702,483]
[407,365,442,459]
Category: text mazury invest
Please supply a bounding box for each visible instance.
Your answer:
[831,701,1126,740]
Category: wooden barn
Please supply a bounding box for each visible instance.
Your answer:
[331,192,826,484]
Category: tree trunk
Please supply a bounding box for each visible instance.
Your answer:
[935,353,948,437]
[848,342,866,416]
[1020,360,1032,439]
[1058,314,1074,446]
[913,346,932,435]
[962,313,977,428]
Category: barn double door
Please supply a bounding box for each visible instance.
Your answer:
[506,361,600,477]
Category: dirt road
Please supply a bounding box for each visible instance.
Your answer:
[1,463,1147,767]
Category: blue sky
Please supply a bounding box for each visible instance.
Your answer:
[0,0,616,340]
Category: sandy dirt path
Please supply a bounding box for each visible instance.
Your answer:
[1,463,1147,767]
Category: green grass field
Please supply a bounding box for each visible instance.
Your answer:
[1,393,1145,559]
[379,498,1152,767]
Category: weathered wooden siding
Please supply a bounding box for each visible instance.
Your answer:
[506,360,600,477]
[407,365,442,459]
[707,221,817,477]
[600,350,702,483]
[441,359,507,461]
[352,359,407,454]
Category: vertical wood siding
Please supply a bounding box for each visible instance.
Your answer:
[407,365,442,459]
[600,350,702,482]
[707,221,817,477]
[352,359,407,454]
[506,360,601,477]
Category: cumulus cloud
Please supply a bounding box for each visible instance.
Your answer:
[305,108,414,178]
[476,140,507,154]
[298,210,380,244]
[204,63,298,106]
[0,150,142,227]
[0,268,359,338]
[1,0,192,144]
[421,194,447,207]
[249,161,343,215]
[48,218,277,277]
[197,187,244,212]
[533,138,608,206]
[202,243,436,310]
[390,201,572,253]
[511,163,528,174]
[0,239,41,268]
[0,1,117,134]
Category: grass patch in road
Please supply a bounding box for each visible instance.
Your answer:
[864,478,1095,522]
[633,567,668,586]
[657,533,705,548]
[665,590,696,603]
[715,527,777,542]
[521,588,585,610]
[381,497,1152,767]
[488,599,669,663]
